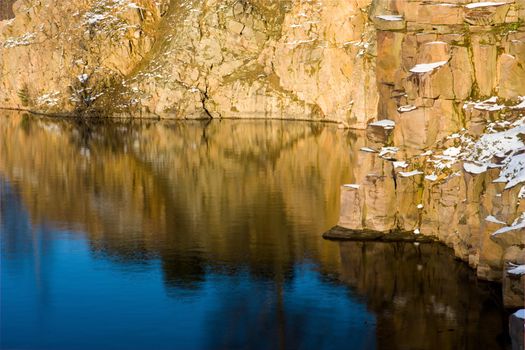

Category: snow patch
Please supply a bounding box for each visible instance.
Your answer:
[409,61,448,73]
[399,170,424,177]
[464,162,488,174]
[507,265,525,276]
[485,215,506,225]
[465,2,507,9]
[492,213,525,236]
[379,147,398,158]
[514,309,525,320]
[3,32,36,48]
[425,174,438,182]
[398,105,417,113]
[78,74,89,83]
[393,161,409,169]
[343,184,360,189]
[369,119,395,130]
[376,15,403,21]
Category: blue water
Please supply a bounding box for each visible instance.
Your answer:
[1,180,375,350]
[0,116,508,349]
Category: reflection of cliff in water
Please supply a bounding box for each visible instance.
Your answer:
[0,113,352,289]
[338,241,508,350]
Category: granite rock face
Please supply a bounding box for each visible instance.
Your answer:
[0,0,379,126]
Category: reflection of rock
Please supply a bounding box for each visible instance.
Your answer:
[0,112,350,289]
[338,241,508,350]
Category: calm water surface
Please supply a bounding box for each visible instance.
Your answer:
[0,113,509,349]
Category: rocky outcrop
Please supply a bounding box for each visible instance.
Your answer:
[323,0,525,308]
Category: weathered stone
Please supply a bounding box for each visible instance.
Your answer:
[498,54,525,99]
[417,3,464,25]
[503,264,525,308]
[464,2,511,25]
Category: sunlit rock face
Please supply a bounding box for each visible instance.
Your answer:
[0,0,377,126]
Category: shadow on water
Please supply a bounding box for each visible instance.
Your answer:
[338,241,510,350]
[0,112,510,349]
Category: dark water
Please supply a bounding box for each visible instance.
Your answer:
[0,113,509,349]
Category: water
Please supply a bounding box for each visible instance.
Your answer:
[0,113,509,349]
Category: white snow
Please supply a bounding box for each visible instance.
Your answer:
[343,184,360,189]
[514,309,525,320]
[443,147,462,157]
[519,186,525,199]
[473,97,506,111]
[465,2,507,9]
[36,92,60,106]
[492,213,525,236]
[3,32,36,48]
[464,162,488,174]
[379,147,399,158]
[493,153,525,189]
[507,265,525,276]
[417,204,424,209]
[425,174,438,182]
[409,61,448,73]
[511,97,525,110]
[414,229,420,234]
[465,119,525,188]
[360,147,377,153]
[398,105,417,113]
[376,15,403,21]
[85,13,106,25]
[393,161,409,169]
[485,215,506,225]
[78,74,89,83]
[369,119,395,129]
[399,170,424,177]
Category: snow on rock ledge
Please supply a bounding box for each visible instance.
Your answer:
[409,61,448,73]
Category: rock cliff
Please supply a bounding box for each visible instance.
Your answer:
[1,0,524,306]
